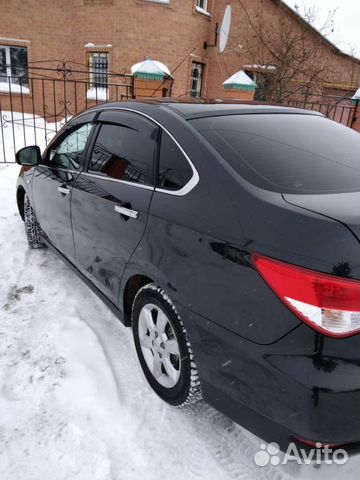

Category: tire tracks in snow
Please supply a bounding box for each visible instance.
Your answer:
[185,403,294,480]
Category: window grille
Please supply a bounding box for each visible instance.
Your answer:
[88,52,109,89]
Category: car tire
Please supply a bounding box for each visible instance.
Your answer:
[24,194,45,249]
[132,283,202,407]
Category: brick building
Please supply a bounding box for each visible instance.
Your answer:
[1,0,359,116]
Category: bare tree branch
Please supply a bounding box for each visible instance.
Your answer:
[238,0,356,103]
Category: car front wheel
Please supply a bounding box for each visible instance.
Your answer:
[24,194,45,249]
[132,284,202,407]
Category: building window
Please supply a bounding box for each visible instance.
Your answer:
[195,0,210,15]
[88,52,109,101]
[197,0,207,10]
[88,52,109,89]
[190,62,204,98]
[0,45,28,89]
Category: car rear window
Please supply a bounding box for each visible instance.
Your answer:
[190,114,360,194]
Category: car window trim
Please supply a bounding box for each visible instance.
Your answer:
[35,164,80,177]
[88,107,200,196]
[80,171,155,190]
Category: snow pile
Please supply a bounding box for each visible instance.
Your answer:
[86,88,108,101]
[0,163,359,479]
[0,82,30,94]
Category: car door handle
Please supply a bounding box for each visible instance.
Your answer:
[114,205,138,219]
[58,186,70,195]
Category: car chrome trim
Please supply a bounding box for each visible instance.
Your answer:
[81,171,155,191]
[114,205,139,219]
[37,164,79,175]
[58,186,70,195]
[94,107,200,197]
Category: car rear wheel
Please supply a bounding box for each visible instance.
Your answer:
[24,194,45,249]
[132,284,202,407]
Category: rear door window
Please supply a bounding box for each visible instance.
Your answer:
[190,114,360,194]
[89,113,158,186]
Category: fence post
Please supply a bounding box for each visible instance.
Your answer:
[351,102,360,132]
[351,89,360,133]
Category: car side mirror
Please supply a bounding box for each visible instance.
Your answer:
[16,145,41,166]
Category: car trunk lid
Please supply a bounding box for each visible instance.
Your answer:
[282,192,360,243]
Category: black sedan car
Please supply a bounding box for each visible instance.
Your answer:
[16,100,360,451]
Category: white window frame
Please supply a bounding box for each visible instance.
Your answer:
[0,44,29,90]
[0,46,12,79]
[195,0,210,16]
[144,0,170,3]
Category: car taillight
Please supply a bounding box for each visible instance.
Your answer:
[252,254,360,338]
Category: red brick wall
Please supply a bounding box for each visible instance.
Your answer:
[1,0,358,107]
[205,0,359,98]
[1,0,213,109]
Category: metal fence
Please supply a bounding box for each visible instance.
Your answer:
[278,92,356,127]
[0,60,135,163]
[0,62,357,163]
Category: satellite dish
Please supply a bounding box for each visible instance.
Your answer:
[219,5,232,53]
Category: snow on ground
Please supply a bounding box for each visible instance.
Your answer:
[0,112,64,163]
[1,163,360,479]
[0,83,30,95]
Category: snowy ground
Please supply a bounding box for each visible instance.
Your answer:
[1,164,359,479]
[0,111,64,163]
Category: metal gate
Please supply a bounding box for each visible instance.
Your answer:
[0,60,135,163]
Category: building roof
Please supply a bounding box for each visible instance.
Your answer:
[352,88,360,100]
[223,70,257,90]
[272,0,360,65]
[223,70,257,88]
[131,59,172,79]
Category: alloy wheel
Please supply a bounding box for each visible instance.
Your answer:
[138,303,181,388]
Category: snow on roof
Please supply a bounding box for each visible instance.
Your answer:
[84,43,112,48]
[352,88,360,100]
[131,59,172,78]
[242,64,276,71]
[223,70,257,87]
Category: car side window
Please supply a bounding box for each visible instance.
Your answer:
[158,130,193,191]
[88,116,158,186]
[46,123,94,170]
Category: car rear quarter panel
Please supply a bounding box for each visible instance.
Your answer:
[121,124,300,344]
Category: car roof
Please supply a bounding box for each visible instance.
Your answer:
[90,98,322,120]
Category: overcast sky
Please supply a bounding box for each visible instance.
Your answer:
[282,0,360,58]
